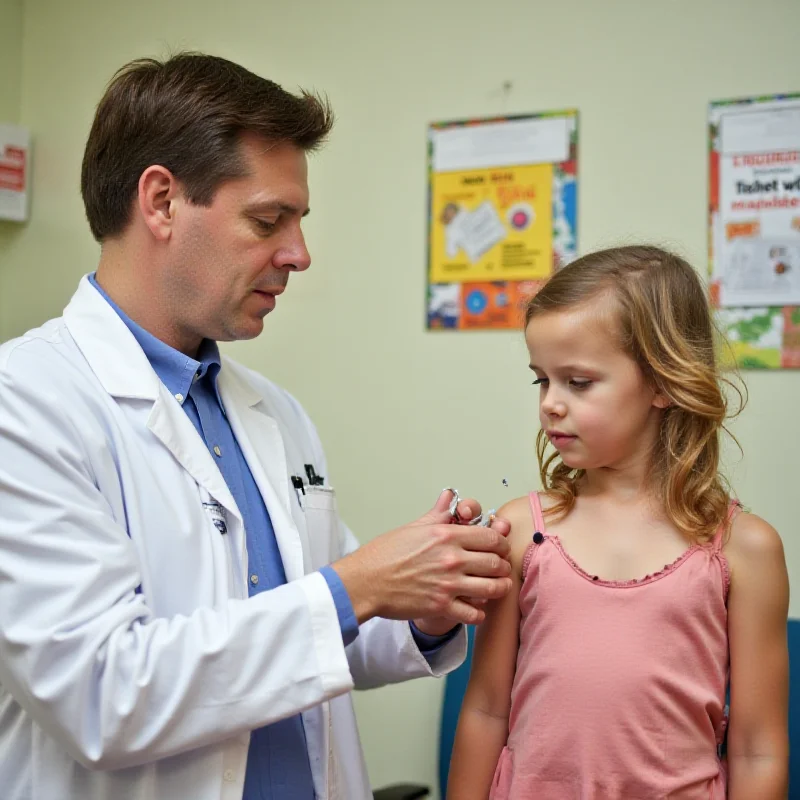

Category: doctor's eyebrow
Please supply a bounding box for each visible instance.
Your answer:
[245,201,310,217]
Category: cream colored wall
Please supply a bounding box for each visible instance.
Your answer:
[0,0,22,130]
[2,0,799,795]
[0,0,24,341]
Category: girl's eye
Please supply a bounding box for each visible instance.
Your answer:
[532,378,549,386]
[570,380,592,390]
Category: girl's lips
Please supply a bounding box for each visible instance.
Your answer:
[547,431,577,446]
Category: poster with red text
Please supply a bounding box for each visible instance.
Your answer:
[709,94,800,369]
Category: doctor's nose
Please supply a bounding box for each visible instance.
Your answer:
[274,229,311,273]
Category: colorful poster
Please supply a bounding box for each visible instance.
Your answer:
[709,94,800,369]
[430,164,553,283]
[427,112,578,331]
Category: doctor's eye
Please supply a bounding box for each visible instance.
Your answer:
[252,218,277,235]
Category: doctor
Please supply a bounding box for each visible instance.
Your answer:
[0,53,512,800]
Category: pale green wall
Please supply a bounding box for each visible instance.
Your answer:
[0,1,22,120]
[0,0,24,340]
[2,0,800,795]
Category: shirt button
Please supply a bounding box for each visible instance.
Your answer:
[223,769,235,782]
[213,446,222,457]
[250,574,259,586]
[174,393,184,403]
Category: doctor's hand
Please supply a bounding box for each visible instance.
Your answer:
[331,490,512,627]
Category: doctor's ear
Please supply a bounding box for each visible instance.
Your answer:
[137,165,182,241]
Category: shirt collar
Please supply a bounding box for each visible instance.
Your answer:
[88,272,222,407]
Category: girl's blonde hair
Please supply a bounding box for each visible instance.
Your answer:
[524,245,744,543]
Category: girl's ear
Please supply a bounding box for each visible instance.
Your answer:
[652,391,671,410]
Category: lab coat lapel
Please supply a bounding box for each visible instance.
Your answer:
[218,368,305,583]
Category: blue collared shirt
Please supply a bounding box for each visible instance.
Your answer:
[89,274,457,798]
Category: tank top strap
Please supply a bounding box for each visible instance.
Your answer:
[528,491,547,534]
[711,499,741,552]
[522,492,549,581]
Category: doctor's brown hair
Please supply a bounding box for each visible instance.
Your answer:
[524,245,744,544]
[81,52,334,242]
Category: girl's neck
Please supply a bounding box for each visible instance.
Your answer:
[580,460,656,506]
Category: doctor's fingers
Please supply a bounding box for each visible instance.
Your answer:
[444,524,511,559]
[448,576,512,605]
[457,550,512,579]
[461,597,488,609]
[416,493,477,526]
[452,497,481,523]
[445,598,488,626]
[488,515,511,537]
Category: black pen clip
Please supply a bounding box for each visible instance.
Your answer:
[304,464,324,486]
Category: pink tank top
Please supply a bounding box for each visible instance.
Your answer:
[490,492,735,800]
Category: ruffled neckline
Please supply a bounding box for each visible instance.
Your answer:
[525,534,704,589]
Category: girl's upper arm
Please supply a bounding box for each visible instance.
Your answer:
[463,497,532,718]
[726,511,789,757]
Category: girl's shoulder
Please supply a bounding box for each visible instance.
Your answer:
[722,509,788,664]
[497,492,558,576]
[497,490,559,523]
[724,508,785,579]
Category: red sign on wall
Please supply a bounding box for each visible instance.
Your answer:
[0,124,31,221]
[0,145,26,192]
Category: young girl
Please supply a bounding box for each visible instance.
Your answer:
[448,246,789,799]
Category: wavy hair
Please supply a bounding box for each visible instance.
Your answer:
[525,246,744,543]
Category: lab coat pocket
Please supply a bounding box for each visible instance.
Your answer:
[303,486,341,569]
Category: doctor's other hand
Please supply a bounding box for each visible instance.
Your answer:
[331,490,512,627]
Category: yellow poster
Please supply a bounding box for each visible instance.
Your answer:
[429,163,553,284]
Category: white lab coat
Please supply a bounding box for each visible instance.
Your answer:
[0,276,467,800]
